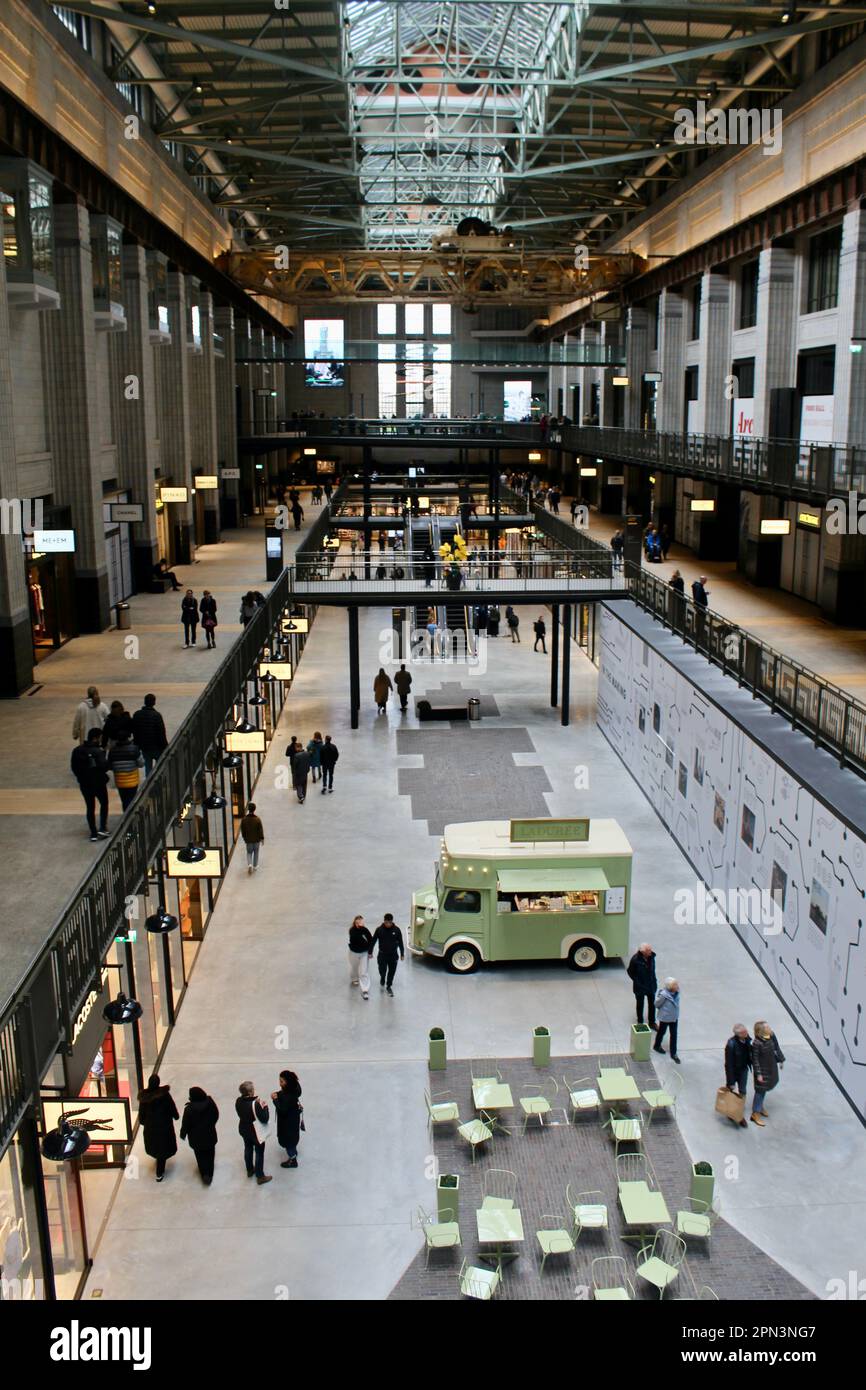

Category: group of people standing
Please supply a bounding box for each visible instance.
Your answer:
[180,589,218,648]
[71,688,169,838]
[137,1071,304,1186]
[348,914,406,998]
[285,732,339,802]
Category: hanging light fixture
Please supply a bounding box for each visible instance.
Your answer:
[235,718,255,734]
[103,992,144,1024]
[145,905,179,934]
[248,690,266,706]
[177,837,206,865]
[205,787,227,809]
[42,1116,92,1162]
[223,751,243,768]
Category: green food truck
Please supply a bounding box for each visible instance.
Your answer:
[410,817,632,973]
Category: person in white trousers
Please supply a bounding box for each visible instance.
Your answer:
[348,914,374,1000]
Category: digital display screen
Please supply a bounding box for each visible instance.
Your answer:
[304,319,345,387]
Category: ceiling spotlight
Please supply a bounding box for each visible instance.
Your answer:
[194,84,203,94]
[145,905,179,934]
[781,8,794,21]
[146,2,156,12]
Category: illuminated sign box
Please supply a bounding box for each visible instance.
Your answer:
[33,529,76,552]
[165,846,223,878]
[528,451,543,462]
[580,467,598,477]
[259,661,292,681]
[643,371,662,382]
[690,499,716,512]
[160,487,188,503]
[281,617,309,634]
[510,818,590,843]
[42,1098,132,1146]
[798,511,821,529]
[225,729,266,753]
[760,519,791,536]
[194,475,218,489]
[303,447,317,456]
[109,504,143,523]
[612,376,629,386]
[322,538,341,550]
[221,468,240,480]
[607,475,625,485]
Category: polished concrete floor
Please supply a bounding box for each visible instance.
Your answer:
[84,596,866,1301]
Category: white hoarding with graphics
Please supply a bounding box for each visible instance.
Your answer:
[596,604,866,1123]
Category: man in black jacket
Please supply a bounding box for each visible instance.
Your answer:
[132,694,168,777]
[235,1081,272,1184]
[71,729,110,841]
[533,616,547,653]
[724,1025,752,1128]
[320,735,339,793]
[626,943,658,1028]
[372,914,405,996]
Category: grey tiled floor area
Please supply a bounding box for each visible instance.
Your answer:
[389,1056,812,1301]
[397,726,552,833]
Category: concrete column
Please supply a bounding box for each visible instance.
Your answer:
[656,287,685,433]
[192,288,220,544]
[695,270,732,435]
[0,243,34,693]
[625,305,649,429]
[162,269,193,557]
[752,246,796,439]
[833,207,866,448]
[579,324,601,424]
[41,200,110,631]
[111,241,159,587]
[214,305,239,527]
[599,321,621,425]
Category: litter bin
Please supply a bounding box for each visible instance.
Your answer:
[115,602,131,631]
[468,698,481,722]
[532,1025,551,1067]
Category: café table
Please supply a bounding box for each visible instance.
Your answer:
[618,1181,671,1241]
[597,1068,641,1105]
[476,1206,525,1265]
[472,1081,514,1135]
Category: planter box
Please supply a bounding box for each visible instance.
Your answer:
[428,1031,446,1071]
[533,1027,551,1067]
[690,1166,715,1207]
[437,1175,459,1223]
[630,1023,653,1062]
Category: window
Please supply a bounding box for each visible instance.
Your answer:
[404,341,425,417]
[304,319,344,386]
[52,5,91,50]
[377,343,397,417]
[731,358,755,397]
[738,260,759,329]
[444,890,480,913]
[405,303,424,334]
[650,294,660,351]
[189,303,202,348]
[498,891,600,914]
[806,226,842,313]
[689,280,702,340]
[685,365,700,401]
[431,343,451,416]
[111,49,147,117]
[431,303,451,335]
[377,303,396,335]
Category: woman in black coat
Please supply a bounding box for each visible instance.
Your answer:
[750,1021,786,1127]
[137,1075,179,1181]
[179,1086,220,1185]
[270,1070,303,1169]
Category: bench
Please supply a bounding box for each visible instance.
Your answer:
[148,574,173,593]
[417,700,468,722]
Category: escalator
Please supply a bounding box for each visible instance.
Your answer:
[434,517,471,661]
[412,517,434,634]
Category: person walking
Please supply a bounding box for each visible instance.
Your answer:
[72,687,109,744]
[291,498,304,531]
[533,616,547,653]
[506,606,520,642]
[692,575,710,608]
[750,1021,785,1127]
[724,1025,752,1129]
[348,914,374,1000]
[320,735,339,793]
[240,801,264,873]
[548,486,560,515]
[669,569,686,631]
[394,663,413,712]
[660,524,671,561]
[426,613,438,662]
[181,589,199,647]
[200,590,218,648]
[372,913,405,997]
[137,1075,179,1182]
[610,529,624,572]
[627,943,658,1028]
[374,667,393,713]
[285,736,301,772]
[307,732,324,783]
[235,1081,272,1184]
[70,728,110,841]
[271,1071,303,1169]
[653,978,681,1062]
[132,693,168,777]
[101,700,133,750]
[239,592,257,627]
[107,730,145,811]
[421,541,435,588]
[292,746,311,803]
[179,1086,219,1185]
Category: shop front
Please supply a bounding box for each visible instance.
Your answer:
[25,506,77,663]
[103,492,134,607]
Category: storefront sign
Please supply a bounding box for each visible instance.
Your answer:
[800,395,835,446]
[733,398,755,438]
[109,504,143,523]
[225,730,266,753]
[64,971,109,1091]
[221,468,241,480]
[42,1098,132,1146]
[165,846,223,878]
[797,509,821,529]
[32,529,75,553]
[580,467,598,477]
[760,518,791,536]
[643,371,662,382]
[607,475,625,485]
[510,818,590,843]
[194,475,219,490]
[160,487,188,503]
[690,499,716,512]
[281,617,309,634]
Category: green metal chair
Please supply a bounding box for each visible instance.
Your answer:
[592,1255,635,1301]
[641,1072,682,1126]
[675,1196,720,1247]
[457,1111,493,1163]
[562,1074,600,1122]
[470,1058,502,1086]
[458,1256,501,1301]
[536,1214,576,1275]
[635,1228,687,1298]
[481,1169,517,1210]
[519,1076,559,1133]
[615,1150,649,1191]
[424,1088,460,1132]
[698,1285,720,1300]
[602,1107,643,1156]
[565,1184,608,1239]
[416,1205,461,1269]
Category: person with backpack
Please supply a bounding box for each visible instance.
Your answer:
[200,590,218,648]
[506,606,520,642]
[320,735,339,793]
[71,728,110,841]
[107,730,145,811]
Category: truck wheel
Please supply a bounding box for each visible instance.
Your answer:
[445,944,481,974]
[567,939,601,972]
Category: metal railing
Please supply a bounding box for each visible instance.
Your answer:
[241,417,543,442]
[290,550,624,595]
[625,563,866,775]
[0,574,302,1154]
